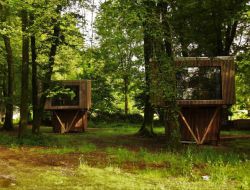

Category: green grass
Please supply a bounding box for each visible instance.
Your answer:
[221,130,250,135]
[4,161,249,190]
[0,123,249,189]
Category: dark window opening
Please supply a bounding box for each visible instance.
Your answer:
[176,66,222,100]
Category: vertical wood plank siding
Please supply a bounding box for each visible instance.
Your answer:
[169,57,235,144]
[180,107,221,144]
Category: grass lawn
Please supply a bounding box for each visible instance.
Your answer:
[0,122,249,190]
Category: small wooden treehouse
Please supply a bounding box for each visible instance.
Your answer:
[44,80,91,133]
[176,57,235,144]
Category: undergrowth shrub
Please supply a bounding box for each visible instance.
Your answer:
[91,111,143,123]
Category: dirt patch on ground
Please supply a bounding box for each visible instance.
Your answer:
[0,146,80,168]
[0,145,114,171]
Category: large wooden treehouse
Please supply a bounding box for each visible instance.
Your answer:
[155,57,235,144]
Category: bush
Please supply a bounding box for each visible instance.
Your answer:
[90,111,143,123]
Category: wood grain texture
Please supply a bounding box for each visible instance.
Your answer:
[179,106,221,144]
[52,110,88,133]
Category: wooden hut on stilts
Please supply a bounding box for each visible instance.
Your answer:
[154,57,235,145]
[44,80,91,133]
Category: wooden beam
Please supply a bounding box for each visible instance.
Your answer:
[66,110,80,132]
[196,127,201,143]
[55,112,66,133]
[179,111,200,144]
[200,107,220,144]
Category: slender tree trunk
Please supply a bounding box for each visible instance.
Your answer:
[34,9,61,133]
[19,10,29,138]
[30,6,61,133]
[124,76,129,117]
[39,20,61,108]
[2,35,14,131]
[180,37,188,57]
[0,65,7,125]
[34,23,61,133]
[224,21,238,56]
[138,1,155,136]
[159,1,180,143]
[212,5,224,56]
[157,108,165,125]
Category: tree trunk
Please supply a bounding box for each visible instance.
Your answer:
[19,10,29,138]
[159,1,180,143]
[30,6,61,133]
[224,21,238,56]
[138,2,155,136]
[30,13,40,134]
[138,91,154,136]
[2,35,14,131]
[212,6,224,56]
[39,19,61,110]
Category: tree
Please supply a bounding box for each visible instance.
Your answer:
[29,0,86,134]
[139,0,179,141]
[171,0,249,56]
[80,48,116,114]
[96,0,144,117]
[234,51,250,118]
[0,1,14,131]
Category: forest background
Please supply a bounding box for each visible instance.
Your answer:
[0,0,249,137]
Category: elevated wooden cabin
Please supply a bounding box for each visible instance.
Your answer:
[44,80,91,133]
[155,57,235,144]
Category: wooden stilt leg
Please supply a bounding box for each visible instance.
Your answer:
[201,107,220,144]
[83,112,88,131]
[179,111,200,144]
[55,111,66,134]
[66,111,80,132]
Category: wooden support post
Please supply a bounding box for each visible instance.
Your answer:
[52,110,88,133]
[179,111,200,144]
[82,112,88,131]
[54,111,66,133]
[66,110,80,132]
[200,107,220,144]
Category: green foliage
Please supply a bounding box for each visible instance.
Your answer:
[46,85,76,100]
[91,111,143,123]
[80,48,116,113]
[95,0,144,114]
[232,51,250,118]
[171,0,249,56]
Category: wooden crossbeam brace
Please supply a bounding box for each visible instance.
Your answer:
[54,112,66,133]
[66,110,80,132]
[179,111,200,144]
[179,107,220,145]
[196,127,201,143]
[200,107,220,144]
[54,111,81,133]
[82,112,87,131]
